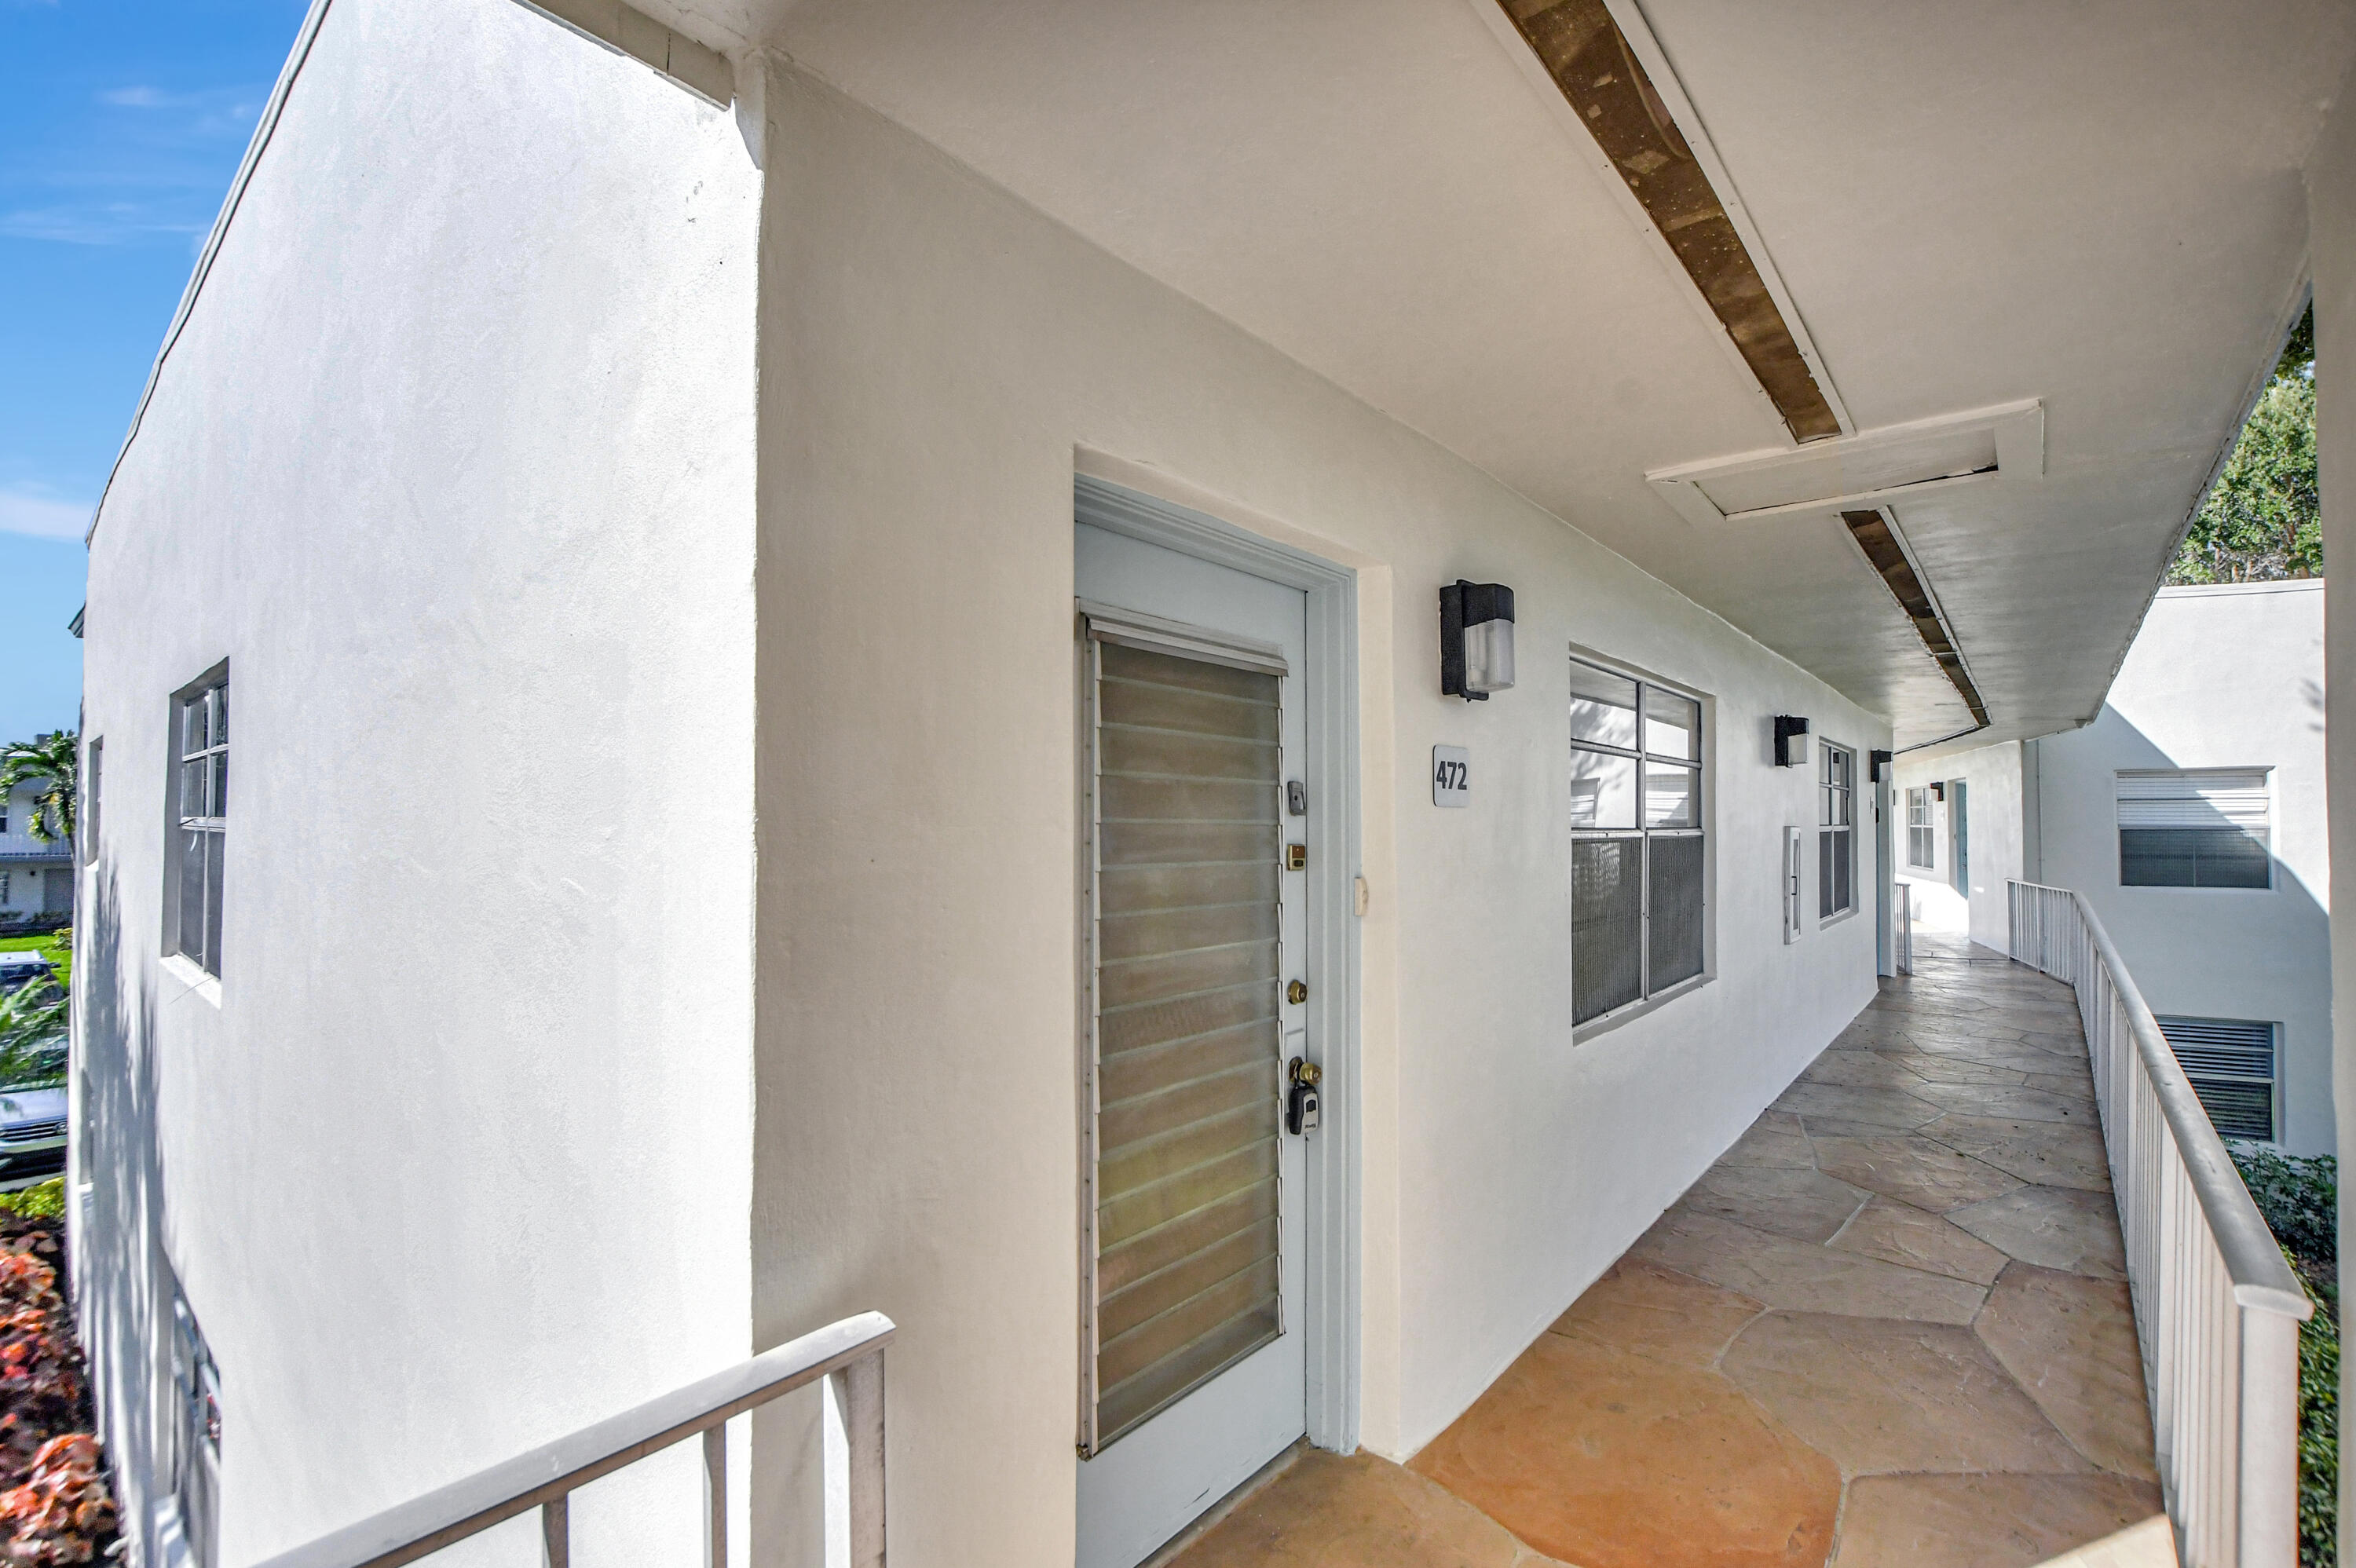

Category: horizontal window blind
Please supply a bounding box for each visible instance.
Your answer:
[2116,770,2270,832]
[2153,1014,2277,1142]
[2118,769,2271,889]
[1086,636,1284,1452]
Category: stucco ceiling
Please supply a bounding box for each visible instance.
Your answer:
[649,0,2354,751]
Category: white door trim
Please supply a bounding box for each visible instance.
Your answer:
[1074,473,1362,1456]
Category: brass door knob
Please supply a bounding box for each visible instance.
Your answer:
[1286,979,1308,1005]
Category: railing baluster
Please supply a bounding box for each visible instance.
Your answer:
[833,1349,887,1568]
[247,1312,894,1568]
[2007,879,2309,1566]
[703,1424,727,1568]
[541,1497,568,1568]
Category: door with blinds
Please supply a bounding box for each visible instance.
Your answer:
[1075,521,1310,1568]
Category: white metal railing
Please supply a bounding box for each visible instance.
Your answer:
[2006,882,2310,1566]
[249,1311,893,1568]
[1893,879,1914,974]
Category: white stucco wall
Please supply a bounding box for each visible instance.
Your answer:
[2030,582,2332,1153]
[73,0,760,1560]
[1895,741,2025,949]
[747,60,1888,1568]
[2310,71,2356,1554]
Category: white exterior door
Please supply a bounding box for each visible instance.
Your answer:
[1074,521,1310,1568]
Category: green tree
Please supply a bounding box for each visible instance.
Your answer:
[0,981,64,1091]
[2170,305,2321,584]
[0,733,76,846]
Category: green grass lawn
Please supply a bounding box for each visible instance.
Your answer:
[0,930,70,992]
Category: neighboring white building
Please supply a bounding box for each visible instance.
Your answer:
[63,2,2356,1566]
[1895,581,2331,1154]
[0,780,73,923]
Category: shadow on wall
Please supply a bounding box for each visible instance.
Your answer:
[2052,705,2331,1150]
[2087,704,2328,927]
[72,863,174,1554]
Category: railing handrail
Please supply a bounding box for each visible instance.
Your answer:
[2068,892,2309,1319]
[251,1310,896,1568]
[2009,879,2311,1564]
[2018,885,2310,1321]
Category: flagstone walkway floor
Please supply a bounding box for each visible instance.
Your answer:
[1162,935,2170,1568]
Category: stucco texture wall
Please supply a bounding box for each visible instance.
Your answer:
[75,0,761,1559]
[2310,63,2356,1564]
[748,60,1888,1568]
[1895,741,2025,950]
[2032,583,2332,1153]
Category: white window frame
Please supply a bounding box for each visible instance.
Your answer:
[164,667,229,980]
[2153,1014,2282,1143]
[165,1265,220,1568]
[2116,767,2274,892]
[1818,740,1857,922]
[81,738,100,865]
[1903,787,1933,870]
[1568,652,1709,1034]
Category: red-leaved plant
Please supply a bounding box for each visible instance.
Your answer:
[0,1211,116,1561]
[0,1436,115,1564]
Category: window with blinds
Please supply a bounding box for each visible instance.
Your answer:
[1082,631,1285,1453]
[1818,742,1853,918]
[1569,656,1704,1025]
[2117,769,2271,889]
[2153,1014,2278,1142]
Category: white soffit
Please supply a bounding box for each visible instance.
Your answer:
[1646,400,2045,527]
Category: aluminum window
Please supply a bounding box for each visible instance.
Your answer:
[1570,656,1703,1025]
[2153,1014,2279,1142]
[165,671,228,977]
[81,739,99,864]
[1904,787,1933,869]
[169,1270,220,1567]
[2117,769,2270,889]
[1818,742,1854,919]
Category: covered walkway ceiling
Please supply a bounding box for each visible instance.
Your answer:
[653,0,2354,751]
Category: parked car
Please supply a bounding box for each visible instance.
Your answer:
[0,1080,66,1191]
[0,951,55,996]
[0,954,68,1190]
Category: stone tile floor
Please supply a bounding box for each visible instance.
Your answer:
[1162,936,2170,1568]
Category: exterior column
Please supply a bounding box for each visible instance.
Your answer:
[2307,71,2356,1563]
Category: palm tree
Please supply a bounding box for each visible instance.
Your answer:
[0,733,75,846]
[0,981,64,1090]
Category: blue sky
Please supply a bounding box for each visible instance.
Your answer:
[1,0,309,744]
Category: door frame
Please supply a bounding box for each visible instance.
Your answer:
[1074,473,1362,1456]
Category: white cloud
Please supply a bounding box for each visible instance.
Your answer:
[0,201,203,246]
[0,489,93,542]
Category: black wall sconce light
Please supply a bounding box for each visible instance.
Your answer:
[1869,748,1893,784]
[1440,580,1515,700]
[1773,715,1810,767]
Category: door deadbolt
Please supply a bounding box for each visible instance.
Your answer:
[1286,979,1308,1005]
